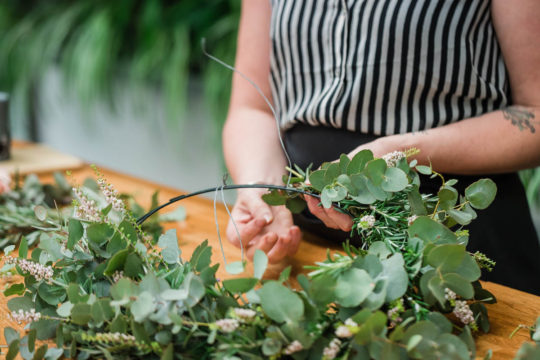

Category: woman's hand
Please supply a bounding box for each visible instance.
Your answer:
[305,196,353,231]
[304,137,396,232]
[226,188,302,263]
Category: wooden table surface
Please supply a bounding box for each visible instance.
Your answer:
[1,154,539,359]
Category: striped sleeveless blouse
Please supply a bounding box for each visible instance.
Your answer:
[269,0,510,135]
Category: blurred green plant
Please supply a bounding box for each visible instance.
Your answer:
[0,0,239,129]
[520,168,540,209]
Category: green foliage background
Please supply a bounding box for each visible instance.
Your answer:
[0,0,240,130]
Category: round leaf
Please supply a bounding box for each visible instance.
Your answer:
[259,281,304,323]
[465,179,497,210]
[381,167,408,192]
[335,268,374,307]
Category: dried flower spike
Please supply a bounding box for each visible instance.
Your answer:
[4,257,53,282]
[72,187,101,222]
[9,309,41,324]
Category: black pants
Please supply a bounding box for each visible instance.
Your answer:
[284,124,540,296]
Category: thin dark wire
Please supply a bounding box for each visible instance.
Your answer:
[201,38,292,186]
[136,184,328,225]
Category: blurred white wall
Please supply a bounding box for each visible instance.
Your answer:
[36,68,235,203]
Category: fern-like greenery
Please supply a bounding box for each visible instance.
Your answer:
[0,0,239,129]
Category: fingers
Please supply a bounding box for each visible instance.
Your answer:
[305,196,353,231]
[267,232,292,263]
[305,196,340,229]
[226,217,265,248]
[287,226,302,256]
[324,207,354,231]
[250,196,274,226]
[246,232,278,260]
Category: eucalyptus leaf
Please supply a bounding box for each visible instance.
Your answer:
[259,281,304,323]
[335,268,374,307]
[67,219,84,250]
[347,150,374,175]
[19,237,28,259]
[131,292,155,322]
[381,167,408,192]
[465,179,497,210]
[253,249,268,279]
[225,261,245,275]
[308,169,327,191]
[408,216,457,245]
[222,278,258,293]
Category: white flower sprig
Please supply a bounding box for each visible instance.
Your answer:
[112,270,124,283]
[233,308,256,322]
[215,318,239,333]
[322,338,342,360]
[283,340,303,355]
[359,215,376,229]
[72,186,101,222]
[9,309,41,324]
[453,300,475,325]
[97,177,125,213]
[335,318,358,338]
[382,151,406,167]
[4,256,53,282]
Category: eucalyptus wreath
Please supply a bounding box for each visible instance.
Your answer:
[1,152,539,360]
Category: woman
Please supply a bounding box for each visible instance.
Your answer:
[223,0,540,294]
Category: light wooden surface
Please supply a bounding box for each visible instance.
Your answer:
[0,143,84,175]
[1,145,539,359]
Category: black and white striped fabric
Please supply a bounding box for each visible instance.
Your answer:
[269,0,510,135]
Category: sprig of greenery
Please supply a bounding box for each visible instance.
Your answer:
[0,154,536,360]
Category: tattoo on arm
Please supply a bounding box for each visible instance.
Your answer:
[502,106,538,133]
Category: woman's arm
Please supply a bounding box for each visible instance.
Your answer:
[223,0,301,262]
[366,0,540,174]
[224,1,285,185]
[313,0,540,230]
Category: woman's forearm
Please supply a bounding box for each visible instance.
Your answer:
[385,106,540,175]
[223,108,287,185]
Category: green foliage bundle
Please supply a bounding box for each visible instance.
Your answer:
[0,0,239,127]
[1,153,539,359]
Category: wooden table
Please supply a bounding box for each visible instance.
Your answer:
[1,158,539,359]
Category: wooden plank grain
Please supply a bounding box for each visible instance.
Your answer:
[1,161,539,359]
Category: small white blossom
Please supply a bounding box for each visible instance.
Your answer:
[9,309,41,324]
[73,187,101,222]
[4,257,53,282]
[453,300,475,325]
[359,215,376,229]
[344,318,358,327]
[382,151,406,167]
[335,325,353,338]
[283,340,303,355]
[215,318,239,333]
[323,338,342,360]
[407,215,418,226]
[112,270,124,283]
[233,308,256,321]
[445,288,457,301]
[97,178,125,213]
